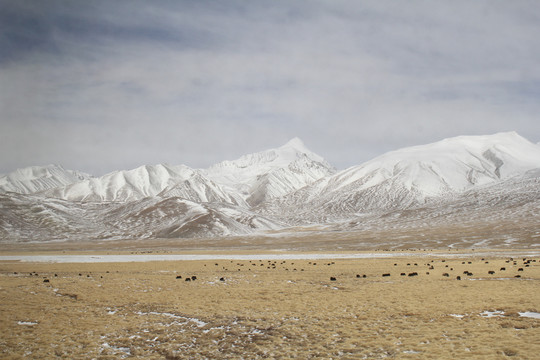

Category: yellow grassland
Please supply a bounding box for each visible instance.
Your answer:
[0,253,539,359]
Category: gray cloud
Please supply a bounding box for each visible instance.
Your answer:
[1,0,540,175]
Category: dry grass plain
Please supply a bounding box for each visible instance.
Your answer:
[1,251,539,359]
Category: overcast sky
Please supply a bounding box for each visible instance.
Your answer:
[1,0,539,176]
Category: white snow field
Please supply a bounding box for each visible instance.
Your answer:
[1,249,539,263]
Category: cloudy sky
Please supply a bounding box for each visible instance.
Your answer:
[1,0,539,175]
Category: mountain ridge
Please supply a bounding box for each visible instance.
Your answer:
[258,132,540,224]
[1,132,539,244]
[203,137,336,205]
[0,164,91,195]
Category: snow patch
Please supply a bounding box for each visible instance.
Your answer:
[403,350,421,354]
[480,310,505,318]
[519,311,540,319]
[17,321,38,326]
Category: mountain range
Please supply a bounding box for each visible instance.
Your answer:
[1,132,539,248]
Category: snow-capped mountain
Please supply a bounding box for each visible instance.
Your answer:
[319,169,540,249]
[205,137,336,205]
[0,164,91,194]
[261,132,540,223]
[42,164,194,202]
[101,197,282,239]
[157,173,246,206]
[42,164,242,205]
[0,193,282,241]
[15,139,334,206]
[1,132,539,245]
[0,193,104,241]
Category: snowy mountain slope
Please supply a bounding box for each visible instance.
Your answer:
[205,138,336,205]
[2,170,537,245]
[0,193,104,241]
[42,164,193,202]
[101,197,283,239]
[1,132,539,244]
[259,132,540,223]
[0,193,282,242]
[326,131,540,196]
[318,169,540,249]
[42,164,241,204]
[0,165,91,195]
[1,138,334,206]
[346,169,540,231]
[157,173,246,207]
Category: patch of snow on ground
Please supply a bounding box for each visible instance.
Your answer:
[403,350,421,354]
[135,311,207,327]
[519,311,540,319]
[480,310,505,318]
[187,317,208,328]
[17,321,37,326]
[101,343,131,356]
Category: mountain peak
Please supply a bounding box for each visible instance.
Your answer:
[330,131,540,198]
[277,137,330,166]
[281,137,306,150]
[437,131,531,147]
[204,137,335,204]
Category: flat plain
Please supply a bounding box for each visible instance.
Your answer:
[1,249,539,359]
